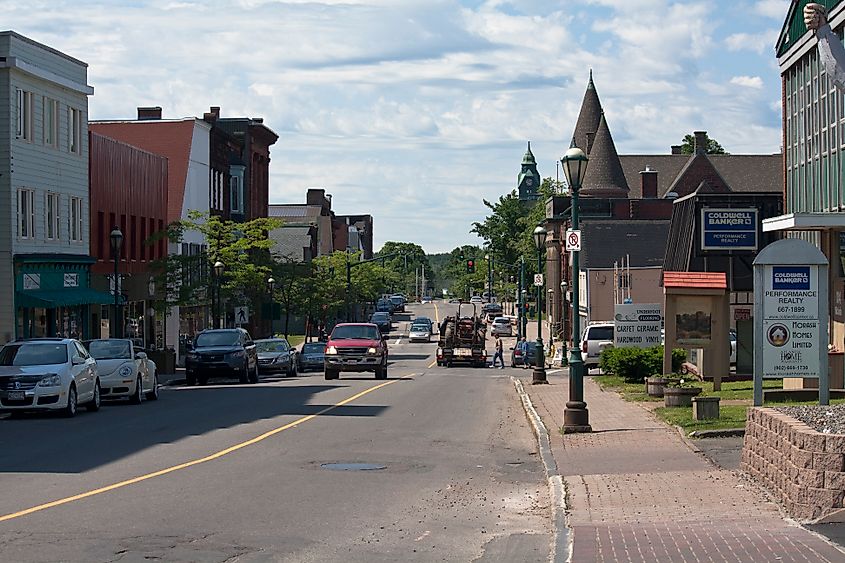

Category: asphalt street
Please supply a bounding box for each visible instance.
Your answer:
[0,303,551,562]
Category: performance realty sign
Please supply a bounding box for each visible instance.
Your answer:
[701,208,758,251]
[613,303,662,349]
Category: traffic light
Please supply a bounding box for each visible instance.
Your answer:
[466,259,475,273]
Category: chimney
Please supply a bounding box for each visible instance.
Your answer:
[203,106,221,123]
[693,130,707,155]
[640,165,658,198]
[306,188,326,206]
[137,106,162,120]
[671,145,683,155]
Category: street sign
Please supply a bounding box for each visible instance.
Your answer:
[533,273,544,287]
[565,229,582,252]
[613,303,662,349]
[701,208,758,251]
[235,306,249,324]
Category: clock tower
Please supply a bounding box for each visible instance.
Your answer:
[517,141,541,202]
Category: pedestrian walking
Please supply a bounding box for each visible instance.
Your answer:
[518,337,528,369]
[492,335,504,369]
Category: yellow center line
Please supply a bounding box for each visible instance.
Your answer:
[0,377,408,523]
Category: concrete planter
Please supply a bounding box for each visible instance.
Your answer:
[663,386,702,407]
[646,376,680,397]
[692,396,720,420]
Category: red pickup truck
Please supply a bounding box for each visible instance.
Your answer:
[323,323,389,380]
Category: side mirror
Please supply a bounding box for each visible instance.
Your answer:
[135,352,148,360]
[72,355,85,365]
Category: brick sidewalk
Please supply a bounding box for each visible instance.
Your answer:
[518,370,845,562]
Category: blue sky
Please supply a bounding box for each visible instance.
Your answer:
[5,0,791,253]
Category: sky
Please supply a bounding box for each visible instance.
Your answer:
[4,0,792,253]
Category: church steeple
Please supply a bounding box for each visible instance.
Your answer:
[517,141,541,202]
[580,112,629,198]
[571,70,602,155]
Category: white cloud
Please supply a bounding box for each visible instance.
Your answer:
[725,30,779,54]
[730,75,764,89]
[754,0,790,20]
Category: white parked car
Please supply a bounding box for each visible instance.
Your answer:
[85,339,158,403]
[470,295,483,304]
[581,322,615,368]
[0,338,101,417]
[490,317,513,337]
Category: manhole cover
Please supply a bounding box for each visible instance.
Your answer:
[320,462,386,471]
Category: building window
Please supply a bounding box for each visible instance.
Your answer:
[46,192,60,240]
[68,107,82,154]
[230,176,241,213]
[43,97,58,148]
[17,188,35,239]
[16,89,33,141]
[69,196,83,242]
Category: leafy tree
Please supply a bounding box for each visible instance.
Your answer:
[471,190,526,269]
[149,211,283,327]
[375,241,431,297]
[679,133,728,155]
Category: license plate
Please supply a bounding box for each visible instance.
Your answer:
[455,349,471,357]
[7,391,24,401]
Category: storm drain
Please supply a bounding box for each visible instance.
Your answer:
[320,462,386,471]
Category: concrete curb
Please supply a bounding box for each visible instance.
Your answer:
[689,428,745,438]
[512,377,572,563]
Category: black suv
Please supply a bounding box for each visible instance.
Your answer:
[185,328,258,385]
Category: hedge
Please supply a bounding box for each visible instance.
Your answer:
[598,346,687,383]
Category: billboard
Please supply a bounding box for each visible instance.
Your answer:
[700,208,758,251]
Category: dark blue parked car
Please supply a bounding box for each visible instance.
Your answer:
[369,312,392,333]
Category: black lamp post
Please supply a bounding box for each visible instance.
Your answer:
[110,227,123,338]
[213,260,225,329]
[532,225,548,385]
[561,146,592,433]
[267,277,276,337]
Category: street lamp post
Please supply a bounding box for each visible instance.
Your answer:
[561,146,592,432]
[548,286,555,354]
[213,261,225,329]
[485,253,493,303]
[110,227,123,338]
[532,225,548,385]
[561,280,568,352]
[267,277,276,337]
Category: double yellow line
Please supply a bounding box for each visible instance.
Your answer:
[0,378,402,523]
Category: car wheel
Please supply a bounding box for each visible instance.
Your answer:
[239,364,249,384]
[186,371,196,386]
[324,368,339,380]
[87,380,101,412]
[129,376,143,404]
[248,363,259,384]
[62,384,78,418]
[198,374,209,386]
[146,373,159,401]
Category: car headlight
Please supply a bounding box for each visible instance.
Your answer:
[325,346,338,355]
[118,364,134,378]
[37,374,61,387]
[367,347,378,355]
[229,351,246,359]
[273,354,287,363]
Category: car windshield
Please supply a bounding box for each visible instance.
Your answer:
[331,326,381,340]
[256,340,289,353]
[302,343,326,354]
[371,313,389,320]
[195,331,241,347]
[411,324,429,331]
[86,340,132,360]
[390,296,403,304]
[0,343,68,366]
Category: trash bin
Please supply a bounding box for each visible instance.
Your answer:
[149,348,176,375]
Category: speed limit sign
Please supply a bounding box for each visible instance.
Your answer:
[566,229,582,251]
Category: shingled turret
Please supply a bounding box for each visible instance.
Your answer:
[580,112,629,198]
[571,70,603,155]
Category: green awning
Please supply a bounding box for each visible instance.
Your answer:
[16,288,120,308]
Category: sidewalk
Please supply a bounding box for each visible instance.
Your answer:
[518,370,845,562]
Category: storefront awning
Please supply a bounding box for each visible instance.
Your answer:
[16,288,119,308]
[762,213,845,232]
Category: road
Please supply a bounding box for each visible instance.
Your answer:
[0,302,551,562]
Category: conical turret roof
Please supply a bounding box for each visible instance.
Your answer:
[522,141,536,165]
[580,112,629,198]
[571,70,602,154]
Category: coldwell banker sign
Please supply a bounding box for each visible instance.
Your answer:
[701,208,758,251]
[753,238,830,406]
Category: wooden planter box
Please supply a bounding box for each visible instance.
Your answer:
[692,396,720,420]
[663,386,702,407]
[646,376,680,397]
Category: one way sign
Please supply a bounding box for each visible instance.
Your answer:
[235,306,249,324]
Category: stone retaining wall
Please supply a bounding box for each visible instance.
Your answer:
[741,407,845,522]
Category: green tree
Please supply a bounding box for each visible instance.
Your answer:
[375,241,430,297]
[679,133,728,155]
[470,190,527,269]
[149,211,283,323]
